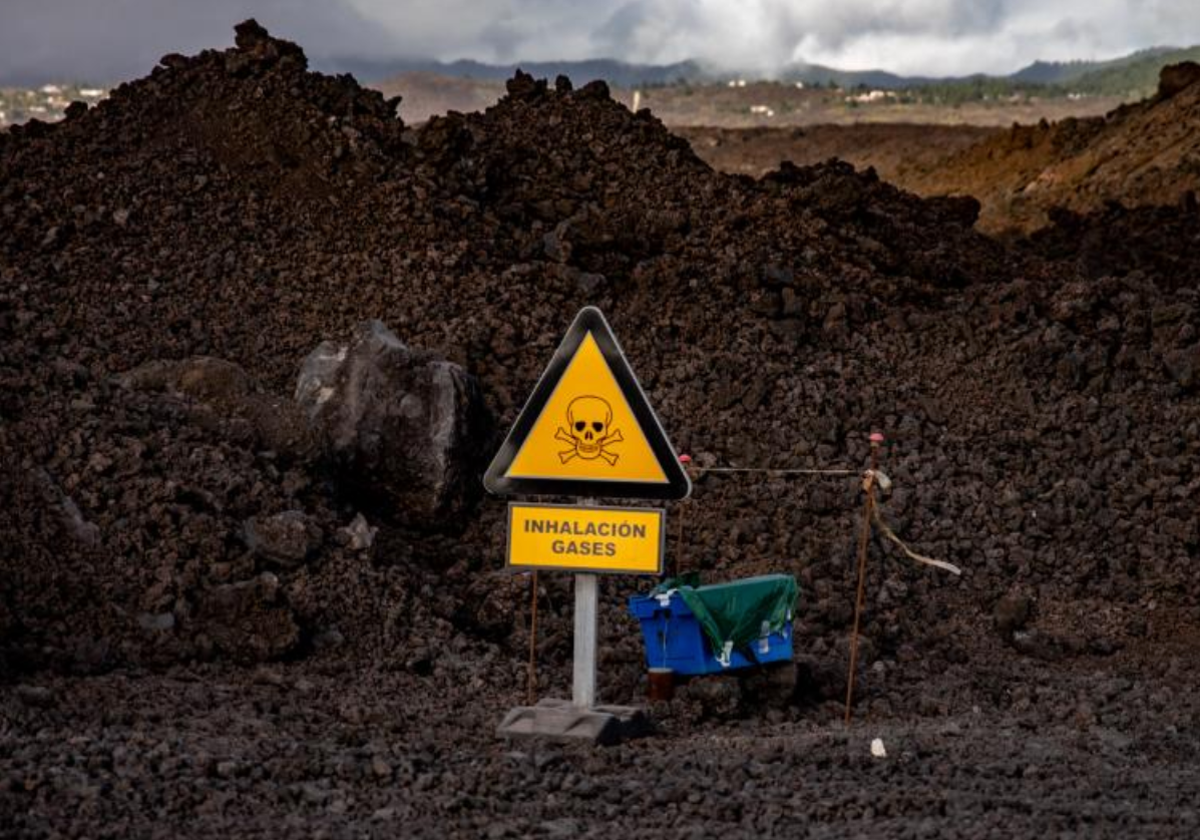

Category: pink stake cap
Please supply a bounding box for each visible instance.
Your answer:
[869,433,885,443]
[679,454,692,464]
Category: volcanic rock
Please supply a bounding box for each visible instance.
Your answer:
[1158,62,1200,100]
[15,684,56,709]
[117,356,317,459]
[296,320,490,527]
[194,573,300,662]
[993,591,1033,636]
[243,510,324,568]
[1,20,1198,685]
[907,63,1200,231]
[1164,343,1200,390]
[29,468,102,548]
[338,513,378,551]
[2,19,1200,838]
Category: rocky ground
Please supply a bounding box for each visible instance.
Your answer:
[5,617,1199,838]
[2,22,1199,838]
[904,61,1200,233]
[688,63,1200,234]
[679,123,998,186]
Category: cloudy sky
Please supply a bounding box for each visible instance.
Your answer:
[2,0,1199,83]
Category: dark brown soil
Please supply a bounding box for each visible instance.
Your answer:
[901,63,1200,232]
[2,22,1199,838]
[679,123,999,183]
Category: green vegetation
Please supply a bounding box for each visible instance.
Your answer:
[1063,46,1200,96]
[907,45,1200,104]
[909,76,1052,106]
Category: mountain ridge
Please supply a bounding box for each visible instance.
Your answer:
[319,45,1200,98]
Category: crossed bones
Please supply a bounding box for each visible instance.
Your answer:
[556,427,624,465]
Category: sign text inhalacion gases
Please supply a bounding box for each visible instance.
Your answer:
[507,503,665,575]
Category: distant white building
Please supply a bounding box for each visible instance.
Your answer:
[846,89,894,104]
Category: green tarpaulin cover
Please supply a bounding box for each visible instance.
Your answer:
[653,573,799,665]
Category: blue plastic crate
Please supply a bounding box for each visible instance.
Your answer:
[628,588,794,676]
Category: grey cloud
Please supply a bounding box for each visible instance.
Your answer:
[0,0,394,84]
[3,0,1200,84]
[477,14,526,63]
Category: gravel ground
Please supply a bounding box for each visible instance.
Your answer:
[5,606,1199,839]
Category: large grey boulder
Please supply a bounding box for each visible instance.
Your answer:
[296,320,490,527]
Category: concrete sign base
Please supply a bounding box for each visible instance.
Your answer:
[496,698,651,746]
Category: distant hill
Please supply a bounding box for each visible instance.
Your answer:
[1007,48,1180,85]
[316,57,706,89]
[328,54,935,90]
[776,48,1200,96]
[1063,46,1200,96]
[777,64,935,89]
[8,37,1196,103]
[331,45,1200,101]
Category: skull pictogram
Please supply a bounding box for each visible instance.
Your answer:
[555,395,623,465]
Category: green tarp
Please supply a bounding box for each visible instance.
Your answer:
[653,573,799,665]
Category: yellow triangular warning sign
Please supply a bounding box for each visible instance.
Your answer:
[484,308,690,500]
[508,332,667,483]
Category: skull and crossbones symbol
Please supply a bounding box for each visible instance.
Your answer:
[556,395,623,466]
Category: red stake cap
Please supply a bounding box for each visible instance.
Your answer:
[679,453,692,463]
[869,433,885,443]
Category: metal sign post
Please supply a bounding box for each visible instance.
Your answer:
[566,492,595,710]
[491,307,690,745]
[572,572,598,708]
[572,495,599,709]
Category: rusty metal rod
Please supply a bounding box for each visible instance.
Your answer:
[675,498,686,577]
[676,455,692,577]
[845,434,882,725]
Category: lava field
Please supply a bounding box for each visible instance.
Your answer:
[2,22,1199,839]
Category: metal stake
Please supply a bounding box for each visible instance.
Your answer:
[676,454,692,576]
[845,433,882,725]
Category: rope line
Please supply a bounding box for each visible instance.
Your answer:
[871,507,962,576]
[693,467,857,476]
[686,463,961,576]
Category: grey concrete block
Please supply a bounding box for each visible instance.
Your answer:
[496,698,651,746]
